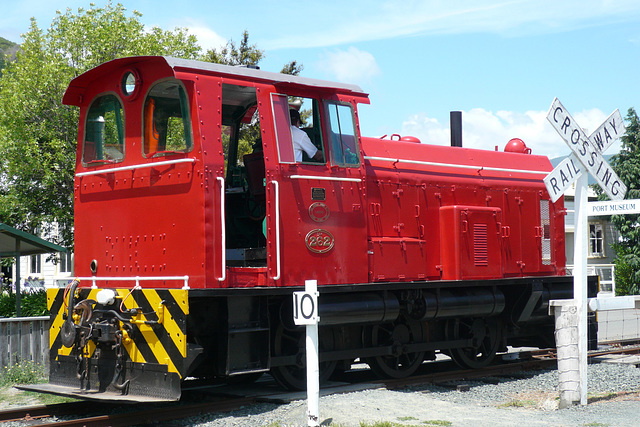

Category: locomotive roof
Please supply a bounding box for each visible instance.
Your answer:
[63,56,368,106]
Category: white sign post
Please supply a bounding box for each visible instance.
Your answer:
[544,98,627,407]
[293,280,320,427]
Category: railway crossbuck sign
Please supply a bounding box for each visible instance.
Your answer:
[544,98,627,202]
[544,98,628,407]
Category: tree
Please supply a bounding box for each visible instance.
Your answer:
[0,3,302,249]
[206,32,303,163]
[203,30,263,66]
[0,3,201,248]
[608,108,640,295]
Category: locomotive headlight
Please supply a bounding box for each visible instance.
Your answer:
[96,289,117,306]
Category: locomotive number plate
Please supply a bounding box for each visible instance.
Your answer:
[305,229,335,253]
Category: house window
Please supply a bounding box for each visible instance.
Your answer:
[30,255,41,274]
[60,251,73,274]
[589,223,604,257]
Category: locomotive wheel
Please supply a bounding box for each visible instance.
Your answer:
[270,324,337,391]
[365,315,426,379]
[445,318,501,369]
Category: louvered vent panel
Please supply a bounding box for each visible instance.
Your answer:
[540,200,551,265]
[473,223,489,266]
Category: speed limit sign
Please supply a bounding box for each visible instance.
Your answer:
[293,281,319,325]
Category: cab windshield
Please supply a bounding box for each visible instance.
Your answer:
[143,80,193,157]
[83,94,124,165]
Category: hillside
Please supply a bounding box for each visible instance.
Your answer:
[0,37,19,76]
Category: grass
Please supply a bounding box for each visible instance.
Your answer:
[0,360,47,386]
[0,360,77,407]
[497,399,537,408]
[357,421,452,427]
[264,418,454,427]
[0,388,78,407]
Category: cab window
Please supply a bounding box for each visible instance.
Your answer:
[143,80,193,157]
[83,94,124,165]
[291,97,324,163]
[325,101,360,167]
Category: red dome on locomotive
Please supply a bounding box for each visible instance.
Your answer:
[504,138,532,154]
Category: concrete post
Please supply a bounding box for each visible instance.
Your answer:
[551,300,581,408]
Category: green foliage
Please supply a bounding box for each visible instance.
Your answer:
[0,360,47,386]
[0,290,48,317]
[608,108,640,295]
[281,60,304,76]
[0,2,200,248]
[612,244,640,296]
[0,3,301,249]
[0,37,16,51]
[202,30,263,66]
[0,292,15,316]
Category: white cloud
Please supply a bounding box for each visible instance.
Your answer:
[176,19,227,51]
[317,47,381,84]
[262,0,640,49]
[400,107,619,159]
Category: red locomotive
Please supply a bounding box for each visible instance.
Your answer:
[33,56,577,400]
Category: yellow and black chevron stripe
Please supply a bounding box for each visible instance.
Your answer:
[48,286,189,378]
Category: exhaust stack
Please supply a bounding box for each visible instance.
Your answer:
[450,111,462,147]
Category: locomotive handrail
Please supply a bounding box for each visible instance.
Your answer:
[289,174,362,183]
[217,176,226,282]
[363,156,549,175]
[75,275,190,289]
[75,158,196,177]
[273,180,281,281]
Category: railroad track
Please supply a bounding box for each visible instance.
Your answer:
[3,343,638,426]
[0,395,256,427]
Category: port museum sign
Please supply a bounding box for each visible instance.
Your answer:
[588,199,640,216]
[544,98,627,203]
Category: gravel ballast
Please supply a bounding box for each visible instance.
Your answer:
[178,362,640,427]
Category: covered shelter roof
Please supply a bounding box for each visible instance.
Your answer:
[0,223,65,317]
[0,223,66,257]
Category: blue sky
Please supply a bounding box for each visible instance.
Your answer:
[2,0,640,159]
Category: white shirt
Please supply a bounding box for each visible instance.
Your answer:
[291,125,318,162]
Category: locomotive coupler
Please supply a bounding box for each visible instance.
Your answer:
[110,330,130,393]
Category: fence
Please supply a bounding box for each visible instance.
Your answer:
[0,316,49,368]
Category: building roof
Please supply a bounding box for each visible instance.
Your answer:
[0,223,66,257]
